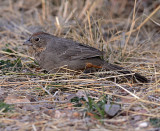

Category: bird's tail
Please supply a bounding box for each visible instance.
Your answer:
[102,62,148,83]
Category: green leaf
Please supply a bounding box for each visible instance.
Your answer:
[150,118,160,127]
[0,102,13,112]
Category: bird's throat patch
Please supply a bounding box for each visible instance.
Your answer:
[37,47,46,52]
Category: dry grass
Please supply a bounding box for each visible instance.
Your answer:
[0,0,160,130]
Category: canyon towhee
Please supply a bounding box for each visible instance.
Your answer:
[24,32,148,83]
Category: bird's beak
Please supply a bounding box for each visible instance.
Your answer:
[23,40,32,46]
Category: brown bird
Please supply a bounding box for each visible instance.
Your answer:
[24,32,148,83]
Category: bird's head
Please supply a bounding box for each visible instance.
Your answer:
[23,32,53,52]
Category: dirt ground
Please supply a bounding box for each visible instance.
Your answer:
[0,0,160,131]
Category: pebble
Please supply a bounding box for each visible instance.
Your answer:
[138,122,148,128]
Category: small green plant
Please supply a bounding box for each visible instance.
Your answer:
[86,96,106,119]
[0,102,13,113]
[71,94,118,119]
[0,58,22,72]
[150,118,160,128]
[70,97,86,107]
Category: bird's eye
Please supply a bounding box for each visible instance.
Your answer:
[34,37,40,42]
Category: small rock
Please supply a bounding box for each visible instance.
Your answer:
[104,104,121,117]
[139,122,148,128]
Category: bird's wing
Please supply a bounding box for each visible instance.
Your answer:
[55,38,103,60]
